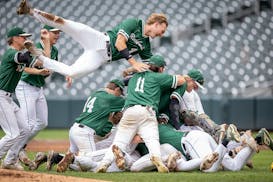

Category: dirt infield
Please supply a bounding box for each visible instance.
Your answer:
[0,169,109,182]
[0,140,109,182]
[26,139,69,152]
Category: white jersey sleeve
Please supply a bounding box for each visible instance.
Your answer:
[193,90,205,114]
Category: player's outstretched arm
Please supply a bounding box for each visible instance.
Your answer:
[115,34,149,72]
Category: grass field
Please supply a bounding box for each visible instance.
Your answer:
[0,129,273,182]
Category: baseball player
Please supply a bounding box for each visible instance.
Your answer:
[187,128,272,172]
[14,25,69,169]
[130,116,254,173]
[17,0,168,78]
[95,55,190,173]
[157,69,232,143]
[0,27,36,170]
[55,79,125,172]
[34,125,142,172]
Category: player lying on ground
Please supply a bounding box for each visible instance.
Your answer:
[128,116,273,172]
[17,0,168,78]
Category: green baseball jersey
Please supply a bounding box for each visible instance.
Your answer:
[124,71,177,113]
[107,18,152,61]
[158,83,187,116]
[135,143,149,156]
[75,90,125,137]
[20,42,59,87]
[158,123,187,157]
[170,83,187,104]
[0,48,25,93]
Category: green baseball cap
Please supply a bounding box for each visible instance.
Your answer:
[43,25,61,32]
[7,27,32,38]
[148,55,166,67]
[188,69,205,89]
[110,79,125,90]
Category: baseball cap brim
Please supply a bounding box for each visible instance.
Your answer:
[195,81,204,90]
[49,28,61,32]
[19,33,32,37]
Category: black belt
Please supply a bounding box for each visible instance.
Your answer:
[28,82,41,88]
[5,92,12,97]
[106,41,111,57]
[78,124,85,128]
[104,32,112,62]
[183,131,189,137]
[0,90,12,97]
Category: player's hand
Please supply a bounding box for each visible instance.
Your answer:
[41,29,50,40]
[129,59,150,72]
[184,75,192,82]
[132,134,143,144]
[39,69,51,76]
[122,67,137,77]
[66,76,73,88]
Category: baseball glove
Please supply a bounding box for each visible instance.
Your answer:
[109,111,123,125]
[180,110,199,126]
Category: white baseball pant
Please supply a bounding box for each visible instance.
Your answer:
[0,90,31,164]
[32,9,110,78]
[99,105,162,167]
[130,144,177,172]
[15,80,48,141]
[69,123,96,156]
[180,130,255,172]
[72,148,140,172]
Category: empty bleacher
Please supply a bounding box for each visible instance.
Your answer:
[0,0,272,98]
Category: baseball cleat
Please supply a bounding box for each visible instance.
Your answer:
[46,150,55,171]
[151,156,169,173]
[56,152,74,173]
[240,130,259,153]
[31,152,47,170]
[19,149,36,170]
[166,151,182,171]
[17,0,31,15]
[217,124,228,143]
[95,163,110,173]
[255,128,273,151]
[226,124,241,142]
[246,160,254,169]
[200,152,219,171]
[112,145,126,170]
[24,40,43,57]
[2,161,24,171]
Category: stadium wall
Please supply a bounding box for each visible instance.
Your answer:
[46,97,273,130]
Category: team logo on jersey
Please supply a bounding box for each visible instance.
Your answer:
[130,33,144,50]
[16,64,26,72]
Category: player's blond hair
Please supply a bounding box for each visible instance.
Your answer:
[146,13,168,27]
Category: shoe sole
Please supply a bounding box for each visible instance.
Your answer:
[17,0,30,15]
[228,124,240,142]
[167,152,181,171]
[112,145,125,170]
[46,150,54,171]
[95,164,108,173]
[151,156,169,173]
[56,152,73,172]
[260,128,273,149]
[200,152,219,171]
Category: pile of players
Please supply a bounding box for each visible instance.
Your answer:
[0,0,272,173]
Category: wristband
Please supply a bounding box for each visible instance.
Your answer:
[119,48,132,60]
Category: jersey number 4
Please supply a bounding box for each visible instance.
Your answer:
[83,97,97,113]
[135,77,145,93]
